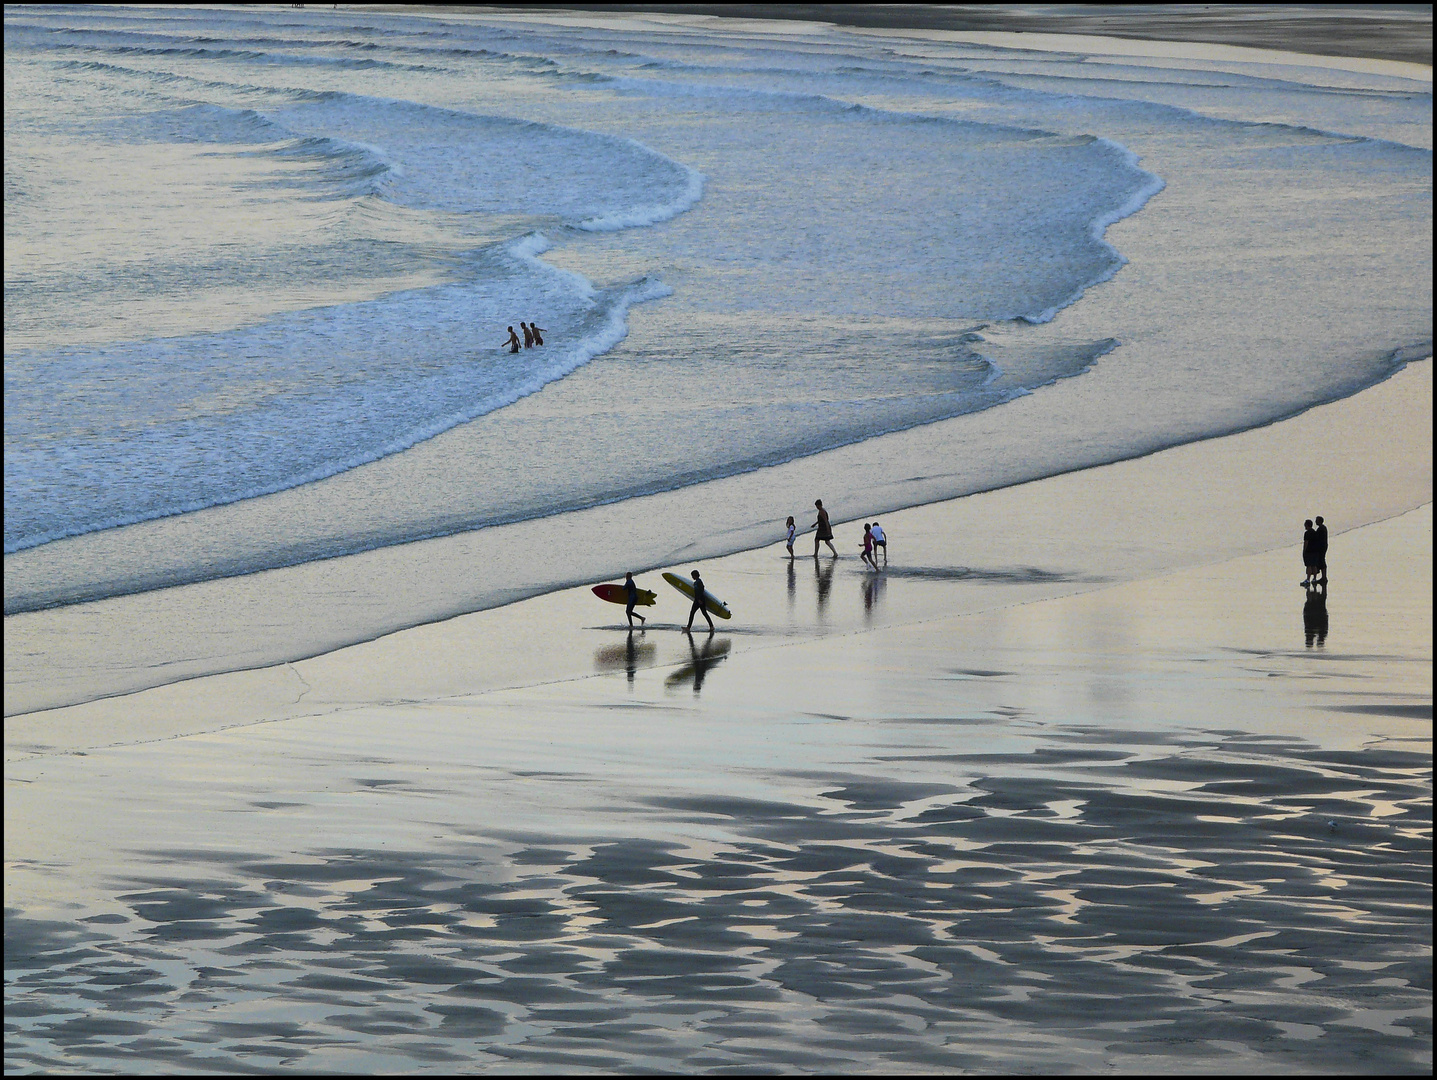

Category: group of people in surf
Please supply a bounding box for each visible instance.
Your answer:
[502,321,547,353]
[785,499,886,570]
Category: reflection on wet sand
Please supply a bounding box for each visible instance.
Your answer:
[814,555,836,617]
[1304,582,1329,648]
[594,632,657,684]
[862,569,886,619]
[5,726,1429,1074]
[664,634,732,694]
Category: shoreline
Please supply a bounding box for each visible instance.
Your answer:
[424,4,1435,69]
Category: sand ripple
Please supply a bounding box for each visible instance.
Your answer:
[5,729,1431,1073]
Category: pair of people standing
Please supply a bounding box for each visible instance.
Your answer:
[1302,515,1328,586]
[502,320,547,353]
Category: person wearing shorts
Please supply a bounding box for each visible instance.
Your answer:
[870,521,886,564]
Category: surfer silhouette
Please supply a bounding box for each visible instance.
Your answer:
[529,321,546,345]
[813,499,837,557]
[685,569,715,632]
[624,571,646,628]
[504,326,521,353]
[521,321,535,348]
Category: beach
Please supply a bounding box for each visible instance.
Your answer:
[6,359,1430,1071]
[4,6,1432,1074]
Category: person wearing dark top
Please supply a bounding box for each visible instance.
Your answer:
[1314,515,1328,583]
[685,569,715,633]
[812,498,837,557]
[529,321,546,346]
[503,326,521,353]
[1301,519,1317,586]
[521,321,535,348]
[623,571,646,628]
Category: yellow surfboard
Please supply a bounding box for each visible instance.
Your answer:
[662,572,732,619]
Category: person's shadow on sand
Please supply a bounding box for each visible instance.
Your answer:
[666,632,731,694]
[1303,581,1328,648]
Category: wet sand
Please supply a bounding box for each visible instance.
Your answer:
[5,360,1431,1072]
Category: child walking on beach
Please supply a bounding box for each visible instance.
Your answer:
[785,516,796,558]
[870,521,886,565]
[860,524,879,570]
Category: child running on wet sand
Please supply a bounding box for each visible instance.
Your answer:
[860,524,879,570]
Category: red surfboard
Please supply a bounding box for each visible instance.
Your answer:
[592,583,657,606]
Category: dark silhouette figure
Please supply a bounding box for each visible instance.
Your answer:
[1314,515,1329,584]
[667,633,730,694]
[1302,519,1318,586]
[529,321,546,346]
[1303,581,1328,648]
[787,558,797,608]
[623,570,646,628]
[521,321,535,348]
[814,553,835,616]
[813,499,837,557]
[685,569,715,632]
[503,326,521,353]
[624,629,641,684]
[862,570,885,619]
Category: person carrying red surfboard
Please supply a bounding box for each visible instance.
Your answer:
[624,571,646,628]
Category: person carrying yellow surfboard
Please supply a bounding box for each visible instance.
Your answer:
[684,569,715,633]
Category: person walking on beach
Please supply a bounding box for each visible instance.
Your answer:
[870,520,887,565]
[503,326,522,353]
[860,523,879,570]
[623,571,646,629]
[520,321,535,348]
[785,516,796,559]
[685,569,715,633]
[529,320,546,346]
[1302,519,1318,586]
[812,499,837,557]
[1314,515,1328,583]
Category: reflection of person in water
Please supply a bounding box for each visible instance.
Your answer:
[862,569,885,618]
[666,634,730,694]
[814,552,835,614]
[624,628,640,684]
[1303,581,1328,648]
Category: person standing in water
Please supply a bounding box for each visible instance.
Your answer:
[870,521,887,565]
[623,571,646,629]
[520,321,535,348]
[785,516,796,559]
[529,321,546,346]
[1302,519,1318,586]
[503,326,522,353]
[812,499,837,557]
[1314,515,1328,583]
[860,524,879,570]
[685,569,715,633]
